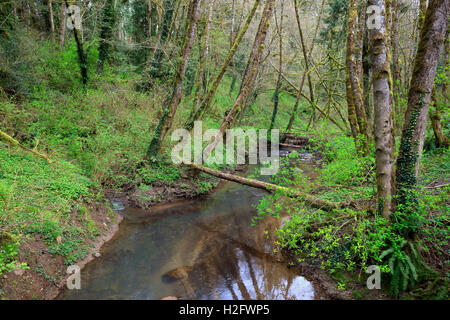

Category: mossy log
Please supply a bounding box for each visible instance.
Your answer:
[0,130,53,163]
[188,162,350,211]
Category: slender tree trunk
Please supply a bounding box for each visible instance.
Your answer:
[148,0,152,39]
[429,17,450,148]
[346,0,362,144]
[193,0,214,115]
[47,0,55,50]
[149,3,163,62]
[203,0,275,160]
[59,1,67,48]
[391,0,402,132]
[269,0,284,130]
[230,0,236,48]
[395,0,449,207]
[346,0,369,155]
[147,0,203,157]
[285,0,325,133]
[185,0,261,130]
[430,87,450,148]
[167,0,182,43]
[368,0,395,218]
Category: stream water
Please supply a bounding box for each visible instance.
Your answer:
[59,155,319,300]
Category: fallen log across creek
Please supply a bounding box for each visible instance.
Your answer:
[188,162,351,212]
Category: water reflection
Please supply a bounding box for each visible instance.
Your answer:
[59,163,316,300]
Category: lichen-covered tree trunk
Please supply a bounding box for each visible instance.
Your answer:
[146,0,202,158]
[395,0,449,206]
[185,0,261,130]
[97,0,117,74]
[203,0,275,160]
[368,0,395,218]
[346,0,369,155]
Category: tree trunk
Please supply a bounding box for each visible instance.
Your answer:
[185,0,261,130]
[47,0,55,50]
[368,0,395,218]
[395,0,449,206]
[430,87,450,148]
[230,0,236,48]
[149,2,163,62]
[430,22,450,148]
[269,0,284,131]
[391,0,402,135]
[147,0,203,157]
[193,0,214,115]
[346,0,369,155]
[285,0,325,133]
[203,0,275,160]
[59,1,67,48]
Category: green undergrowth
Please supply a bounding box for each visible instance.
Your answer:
[0,146,100,271]
[254,133,449,299]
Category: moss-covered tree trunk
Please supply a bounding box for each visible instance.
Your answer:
[47,0,55,50]
[368,0,395,218]
[430,21,450,148]
[395,0,449,207]
[346,0,369,155]
[203,0,275,160]
[185,0,261,130]
[430,87,450,148]
[146,0,202,158]
[192,0,214,115]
